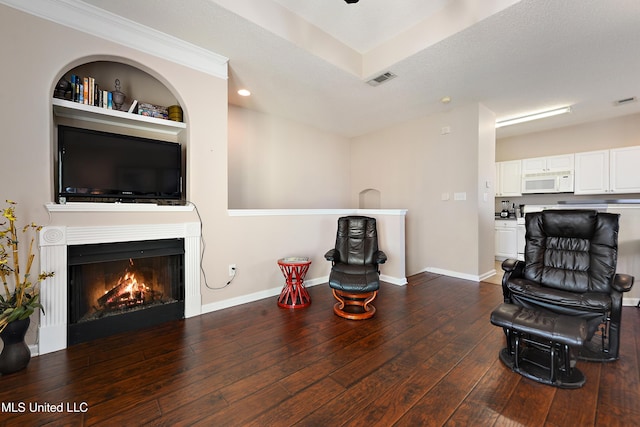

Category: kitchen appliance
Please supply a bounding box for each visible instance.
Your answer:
[521,171,574,194]
[500,201,510,218]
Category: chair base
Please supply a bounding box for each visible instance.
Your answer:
[332,289,377,320]
[498,346,585,389]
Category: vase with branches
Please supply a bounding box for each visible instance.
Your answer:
[0,200,54,334]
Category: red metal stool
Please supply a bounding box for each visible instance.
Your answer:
[277,257,312,308]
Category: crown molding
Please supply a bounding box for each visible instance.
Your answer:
[0,0,228,79]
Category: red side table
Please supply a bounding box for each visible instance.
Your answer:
[277,257,312,308]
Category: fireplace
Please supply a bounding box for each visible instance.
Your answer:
[67,239,185,345]
[38,221,202,355]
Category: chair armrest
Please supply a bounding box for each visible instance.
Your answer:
[375,250,387,264]
[501,259,524,303]
[324,249,338,262]
[612,273,634,293]
[502,259,523,275]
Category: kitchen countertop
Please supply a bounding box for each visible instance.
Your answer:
[558,199,640,204]
[494,215,518,220]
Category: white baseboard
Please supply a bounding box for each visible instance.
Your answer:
[423,267,488,282]
[381,274,408,286]
[201,274,407,314]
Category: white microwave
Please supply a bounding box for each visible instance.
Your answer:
[521,171,574,193]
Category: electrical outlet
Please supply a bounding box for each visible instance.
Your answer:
[228,264,237,276]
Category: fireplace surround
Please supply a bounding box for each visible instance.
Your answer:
[38,222,201,355]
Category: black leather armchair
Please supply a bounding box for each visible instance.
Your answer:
[502,209,634,361]
[325,216,387,320]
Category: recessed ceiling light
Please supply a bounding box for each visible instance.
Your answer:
[440,96,451,104]
[237,89,251,97]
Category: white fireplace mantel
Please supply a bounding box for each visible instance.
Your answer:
[38,222,202,355]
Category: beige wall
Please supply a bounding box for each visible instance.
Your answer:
[350,103,496,279]
[227,106,352,209]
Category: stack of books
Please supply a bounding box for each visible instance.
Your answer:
[66,75,113,110]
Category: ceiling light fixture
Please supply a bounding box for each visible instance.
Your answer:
[237,89,251,97]
[345,0,359,3]
[495,106,572,128]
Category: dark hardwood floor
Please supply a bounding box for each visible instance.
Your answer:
[1,272,638,426]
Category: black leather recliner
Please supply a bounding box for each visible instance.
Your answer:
[501,209,634,361]
[325,216,387,320]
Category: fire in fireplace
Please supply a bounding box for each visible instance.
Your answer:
[67,239,185,345]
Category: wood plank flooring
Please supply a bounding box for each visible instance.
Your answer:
[0,272,638,426]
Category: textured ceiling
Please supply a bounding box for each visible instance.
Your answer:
[269,0,450,53]
[78,0,640,139]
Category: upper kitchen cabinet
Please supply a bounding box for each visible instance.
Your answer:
[574,150,609,194]
[521,154,574,174]
[575,146,640,194]
[611,146,640,193]
[496,160,522,197]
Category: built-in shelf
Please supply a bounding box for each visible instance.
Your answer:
[45,202,194,213]
[52,98,186,135]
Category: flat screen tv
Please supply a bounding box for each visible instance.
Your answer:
[57,125,183,204]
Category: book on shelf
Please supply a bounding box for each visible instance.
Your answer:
[83,77,89,105]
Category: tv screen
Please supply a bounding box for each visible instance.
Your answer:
[57,126,182,203]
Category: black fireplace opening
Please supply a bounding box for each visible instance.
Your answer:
[67,238,185,346]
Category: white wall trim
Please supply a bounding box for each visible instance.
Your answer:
[45,202,195,213]
[381,274,408,286]
[623,298,638,307]
[201,273,407,314]
[0,0,228,79]
[423,267,485,283]
[228,209,408,217]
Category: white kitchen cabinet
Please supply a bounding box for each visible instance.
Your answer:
[495,220,518,260]
[575,146,640,194]
[611,146,640,193]
[574,150,609,194]
[496,160,522,196]
[521,154,574,174]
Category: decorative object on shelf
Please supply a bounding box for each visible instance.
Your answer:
[112,78,126,111]
[168,105,183,122]
[138,102,169,120]
[0,200,54,375]
[53,77,71,100]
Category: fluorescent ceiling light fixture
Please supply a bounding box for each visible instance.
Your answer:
[495,106,572,128]
[237,89,251,97]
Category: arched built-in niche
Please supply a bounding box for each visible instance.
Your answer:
[54,59,185,136]
[359,188,381,209]
[52,59,189,203]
